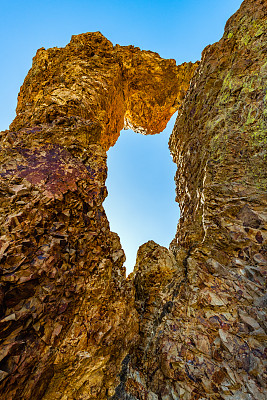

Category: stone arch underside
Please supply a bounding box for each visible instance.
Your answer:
[10,32,197,150]
[0,0,266,399]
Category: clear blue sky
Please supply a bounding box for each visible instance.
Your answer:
[0,0,243,273]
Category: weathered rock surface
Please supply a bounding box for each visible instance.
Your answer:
[10,32,196,150]
[0,140,138,399]
[0,33,197,399]
[0,0,266,399]
[118,0,267,399]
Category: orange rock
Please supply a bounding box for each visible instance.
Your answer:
[0,0,266,398]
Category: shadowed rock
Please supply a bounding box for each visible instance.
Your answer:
[0,33,197,399]
[0,0,266,399]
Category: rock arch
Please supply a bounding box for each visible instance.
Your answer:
[0,32,197,400]
[0,0,266,398]
[11,31,197,150]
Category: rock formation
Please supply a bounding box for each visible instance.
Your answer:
[118,1,267,398]
[0,31,197,400]
[0,0,266,399]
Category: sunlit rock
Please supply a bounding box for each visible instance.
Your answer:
[0,0,266,398]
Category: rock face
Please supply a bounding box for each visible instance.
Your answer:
[118,1,267,399]
[0,33,197,400]
[0,0,266,399]
[10,32,196,151]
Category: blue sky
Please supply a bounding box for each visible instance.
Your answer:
[0,0,243,272]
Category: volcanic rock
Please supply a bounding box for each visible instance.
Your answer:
[0,0,266,399]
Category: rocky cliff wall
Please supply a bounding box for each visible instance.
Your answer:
[0,33,197,399]
[0,0,266,399]
[119,0,267,399]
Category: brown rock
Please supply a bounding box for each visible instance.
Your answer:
[119,0,267,399]
[0,32,196,400]
[0,0,266,399]
[10,32,197,151]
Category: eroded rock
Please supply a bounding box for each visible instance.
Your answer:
[119,0,267,399]
[0,0,266,399]
[0,33,196,399]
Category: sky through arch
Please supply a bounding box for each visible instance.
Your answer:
[104,114,178,273]
[0,0,243,274]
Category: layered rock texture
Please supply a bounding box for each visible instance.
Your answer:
[0,0,266,399]
[0,30,197,400]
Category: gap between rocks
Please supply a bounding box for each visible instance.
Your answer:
[104,113,179,274]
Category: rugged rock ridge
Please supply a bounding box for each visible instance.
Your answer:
[118,0,267,399]
[0,34,197,399]
[10,32,197,150]
[0,0,266,399]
